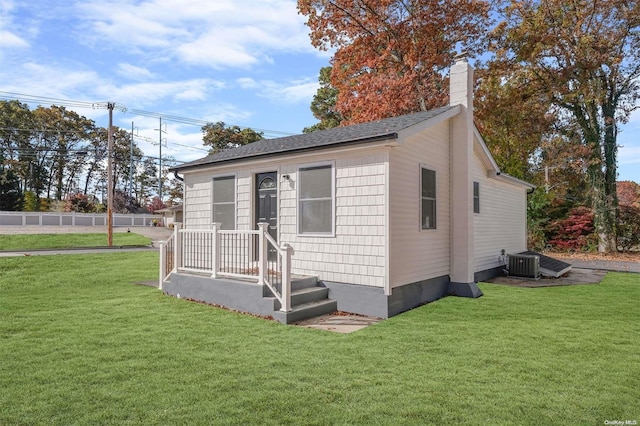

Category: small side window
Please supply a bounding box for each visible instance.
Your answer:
[473,181,480,214]
[421,168,436,230]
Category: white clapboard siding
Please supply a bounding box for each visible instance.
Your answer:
[183,171,214,228]
[472,152,528,272]
[183,146,388,288]
[279,149,388,288]
[388,121,451,288]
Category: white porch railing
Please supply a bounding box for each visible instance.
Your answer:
[158,223,293,312]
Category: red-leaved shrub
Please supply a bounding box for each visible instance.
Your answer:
[547,206,596,251]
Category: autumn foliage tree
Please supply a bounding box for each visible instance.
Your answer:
[63,193,97,213]
[488,0,640,252]
[474,65,556,181]
[616,181,640,252]
[303,66,343,133]
[147,196,166,214]
[298,0,490,125]
[202,122,263,154]
[617,181,640,208]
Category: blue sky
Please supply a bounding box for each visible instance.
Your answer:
[1,0,639,182]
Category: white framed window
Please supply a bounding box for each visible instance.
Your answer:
[421,167,436,230]
[298,163,334,235]
[212,175,235,230]
[473,181,480,214]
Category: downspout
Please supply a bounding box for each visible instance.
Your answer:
[384,149,391,297]
[174,170,185,226]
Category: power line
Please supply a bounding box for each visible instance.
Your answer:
[0,91,96,109]
[2,146,186,164]
[0,126,101,134]
[1,127,211,153]
[0,91,296,138]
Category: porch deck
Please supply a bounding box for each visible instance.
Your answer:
[159,223,336,323]
[164,271,337,324]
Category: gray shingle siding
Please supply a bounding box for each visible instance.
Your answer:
[173,106,456,172]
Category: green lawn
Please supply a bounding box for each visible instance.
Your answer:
[0,233,151,250]
[1,253,638,425]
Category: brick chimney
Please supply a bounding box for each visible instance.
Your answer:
[449,54,474,110]
[448,55,482,298]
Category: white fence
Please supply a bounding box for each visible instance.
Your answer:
[0,211,159,227]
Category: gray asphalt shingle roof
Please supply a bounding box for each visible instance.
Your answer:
[174,106,456,171]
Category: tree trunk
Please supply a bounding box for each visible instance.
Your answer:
[603,105,619,252]
[590,167,617,253]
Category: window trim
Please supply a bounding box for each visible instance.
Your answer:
[473,181,480,214]
[297,161,335,237]
[420,166,437,230]
[211,174,236,230]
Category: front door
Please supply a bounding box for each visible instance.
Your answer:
[255,172,278,256]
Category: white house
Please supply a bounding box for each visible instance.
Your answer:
[160,58,534,323]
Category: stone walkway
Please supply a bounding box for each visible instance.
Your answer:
[295,313,382,333]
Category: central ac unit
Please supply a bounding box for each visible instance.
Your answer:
[508,254,540,279]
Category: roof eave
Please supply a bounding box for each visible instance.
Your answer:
[171,132,399,173]
[489,171,537,190]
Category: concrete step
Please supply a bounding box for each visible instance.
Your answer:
[272,286,329,310]
[291,286,329,306]
[290,275,318,291]
[272,298,337,324]
[262,275,319,297]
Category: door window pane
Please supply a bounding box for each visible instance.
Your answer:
[259,177,276,190]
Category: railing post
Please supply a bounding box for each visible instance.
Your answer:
[174,222,182,272]
[159,241,166,289]
[257,222,269,286]
[280,244,293,312]
[211,222,221,278]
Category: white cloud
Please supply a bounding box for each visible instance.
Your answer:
[0,30,28,48]
[236,77,258,89]
[116,63,155,80]
[9,62,101,97]
[239,78,318,104]
[177,36,259,68]
[93,79,227,107]
[0,0,30,49]
[72,0,319,69]
[0,60,227,116]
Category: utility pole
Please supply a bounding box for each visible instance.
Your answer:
[155,118,167,200]
[92,101,126,247]
[129,122,134,198]
[159,117,162,200]
[107,102,114,247]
